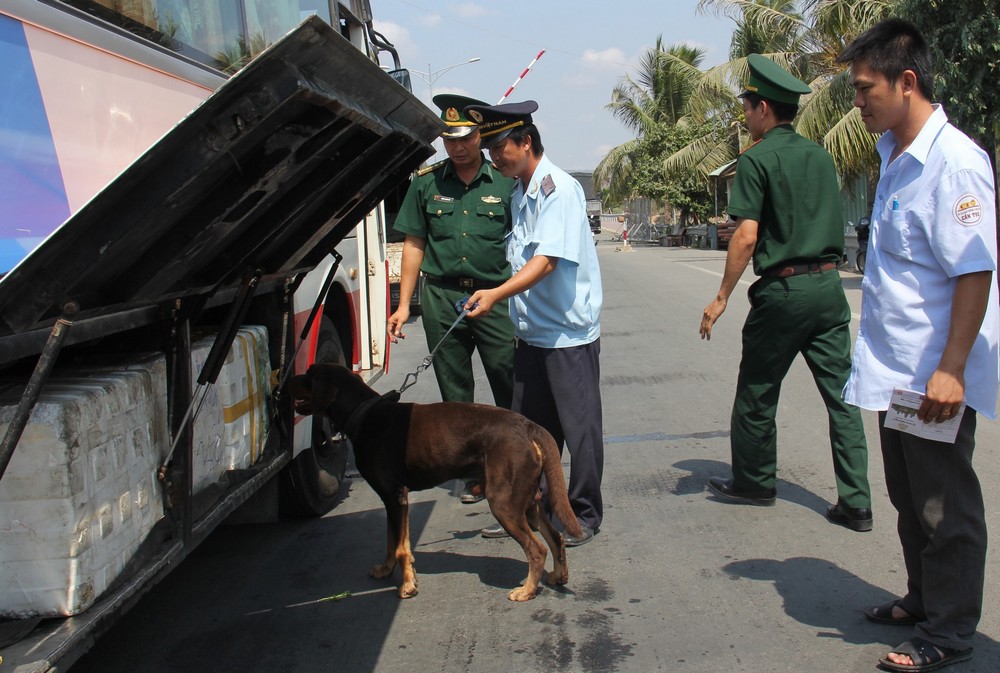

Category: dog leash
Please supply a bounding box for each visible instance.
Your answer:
[396,298,475,395]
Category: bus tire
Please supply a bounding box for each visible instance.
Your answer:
[279,316,350,517]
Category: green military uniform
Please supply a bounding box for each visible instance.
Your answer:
[393,96,516,406]
[726,57,871,508]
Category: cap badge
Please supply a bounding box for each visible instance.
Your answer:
[468,109,484,123]
[445,107,460,122]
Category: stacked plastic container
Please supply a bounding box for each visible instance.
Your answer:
[189,325,271,492]
[0,325,273,618]
[0,355,168,618]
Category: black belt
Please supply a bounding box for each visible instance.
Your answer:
[763,261,836,278]
[425,275,497,290]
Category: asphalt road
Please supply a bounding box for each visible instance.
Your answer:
[71,240,1000,673]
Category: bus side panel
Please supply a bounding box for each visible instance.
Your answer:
[25,22,210,212]
[0,14,70,272]
[0,12,211,274]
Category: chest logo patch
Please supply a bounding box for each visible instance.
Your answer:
[953,194,983,226]
[481,195,502,204]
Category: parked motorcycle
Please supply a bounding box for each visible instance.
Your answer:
[854,216,870,274]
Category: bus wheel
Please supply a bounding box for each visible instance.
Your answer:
[279,316,350,517]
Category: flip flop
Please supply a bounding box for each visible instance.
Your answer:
[878,637,973,672]
[864,600,922,625]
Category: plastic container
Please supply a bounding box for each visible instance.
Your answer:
[0,356,168,618]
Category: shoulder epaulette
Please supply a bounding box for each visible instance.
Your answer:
[739,139,762,155]
[416,159,447,177]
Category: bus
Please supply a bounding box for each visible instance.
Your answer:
[0,0,440,668]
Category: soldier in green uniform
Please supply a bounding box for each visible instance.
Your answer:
[388,94,516,501]
[698,55,873,531]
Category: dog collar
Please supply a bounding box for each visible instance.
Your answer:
[342,390,400,438]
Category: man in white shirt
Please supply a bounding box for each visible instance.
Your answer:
[838,18,998,673]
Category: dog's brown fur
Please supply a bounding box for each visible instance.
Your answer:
[286,363,583,601]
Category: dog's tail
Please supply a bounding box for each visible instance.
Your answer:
[535,427,584,539]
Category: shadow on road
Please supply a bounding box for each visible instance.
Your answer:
[71,498,526,673]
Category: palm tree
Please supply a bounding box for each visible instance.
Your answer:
[594,39,705,204]
[666,0,891,183]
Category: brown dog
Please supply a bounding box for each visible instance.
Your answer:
[286,363,583,601]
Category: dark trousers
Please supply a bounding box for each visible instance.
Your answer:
[730,271,871,507]
[512,339,603,530]
[421,282,514,408]
[878,407,986,650]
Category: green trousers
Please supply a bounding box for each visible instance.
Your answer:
[730,270,871,508]
[421,281,514,408]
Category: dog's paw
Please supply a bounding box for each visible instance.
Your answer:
[508,585,538,602]
[545,570,569,586]
[398,582,419,599]
[369,563,395,579]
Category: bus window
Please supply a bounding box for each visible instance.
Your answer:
[59,1,326,73]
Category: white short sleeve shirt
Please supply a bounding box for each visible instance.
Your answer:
[507,154,602,348]
[844,106,999,418]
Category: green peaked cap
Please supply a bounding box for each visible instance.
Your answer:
[741,54,811,105]
[432,94,488,138]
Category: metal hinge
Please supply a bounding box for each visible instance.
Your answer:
[367,260,376,276]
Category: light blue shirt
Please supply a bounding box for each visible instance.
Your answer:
[844,106,999,418]
[507,154,602,348]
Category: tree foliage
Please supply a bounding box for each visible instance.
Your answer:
[895,0,1000,159]
[594,38,711,215]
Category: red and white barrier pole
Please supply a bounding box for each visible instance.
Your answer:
[497,49,545,104]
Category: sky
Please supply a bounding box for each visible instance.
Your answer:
[371,0,738,172]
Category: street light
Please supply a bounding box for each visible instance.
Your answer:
[409,57,481,99]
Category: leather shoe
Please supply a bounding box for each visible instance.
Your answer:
[826,498,873,532]
[480,523,509,538]
[563,526,598,547]
[707,477,776,506]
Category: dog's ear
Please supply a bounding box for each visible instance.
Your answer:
[305,364,339,414]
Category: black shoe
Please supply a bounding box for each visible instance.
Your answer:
[707,477,776,506]
[480,523,509,538]
[563,526,598,547]
[826,498,873,532]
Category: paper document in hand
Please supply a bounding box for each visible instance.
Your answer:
[884,388,965,444]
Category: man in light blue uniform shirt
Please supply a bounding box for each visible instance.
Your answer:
[838,19,998,673]
[462,100,604,546]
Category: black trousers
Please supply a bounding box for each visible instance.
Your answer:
[512,339,604,530]
[878,407,986,651]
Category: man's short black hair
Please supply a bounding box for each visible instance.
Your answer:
[836,18,934,100]
[505,124,544,157]
[742,92,799,124]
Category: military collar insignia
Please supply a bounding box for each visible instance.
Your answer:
[540,175,556,196]
[481,195,502,204]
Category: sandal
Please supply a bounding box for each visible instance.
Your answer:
[864,600,922,625]
[878,637,973,672]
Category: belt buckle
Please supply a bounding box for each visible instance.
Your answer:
[459,278,473,289]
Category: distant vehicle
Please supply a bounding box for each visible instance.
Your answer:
[587,199,602,234]
[854,217,871,274]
